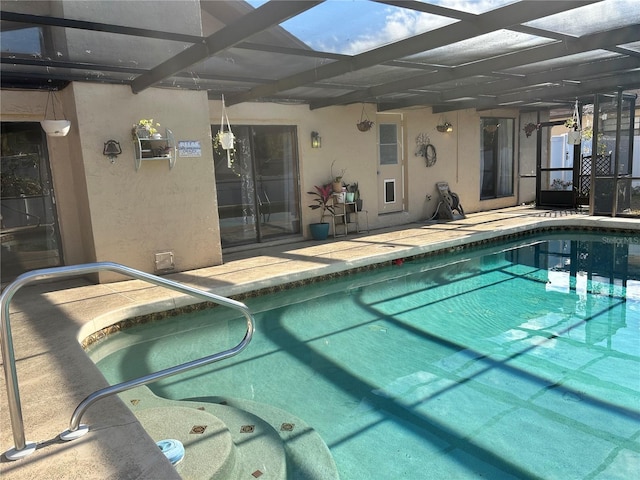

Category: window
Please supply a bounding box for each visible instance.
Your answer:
[379,123,398,165]
[480,118,514,199]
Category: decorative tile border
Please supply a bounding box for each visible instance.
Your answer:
[81,224,637,349]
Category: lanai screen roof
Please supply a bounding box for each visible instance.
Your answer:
[1,0,639,113]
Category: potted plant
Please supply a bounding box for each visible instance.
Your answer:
[133,118,161,139]
[307,183,334,240]
[41,120,71,137]
[523,122,539,138]
[566,101,582,145]
[351,182,363,211]
[330,160,346,194]
[346,183,357,202]
[565,118,581,145]
[357,105,374,132]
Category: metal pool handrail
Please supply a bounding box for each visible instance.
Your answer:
[1,262,255,460]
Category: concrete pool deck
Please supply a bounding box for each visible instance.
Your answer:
[1,205,639,479]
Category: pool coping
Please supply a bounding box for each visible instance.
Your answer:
[82,220,640,350]
[1,206,639,480]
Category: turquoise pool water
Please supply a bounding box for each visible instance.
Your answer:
[89,232,640,479]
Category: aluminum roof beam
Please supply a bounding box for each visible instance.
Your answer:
[357,24,640,112]
[226,1,599,106]
[378,55,640,112]
[130,1,323,94]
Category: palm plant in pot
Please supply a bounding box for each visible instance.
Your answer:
[307,183,334,240]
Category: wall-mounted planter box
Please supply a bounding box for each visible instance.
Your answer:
[133,128,176,170]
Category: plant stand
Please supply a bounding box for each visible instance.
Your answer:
[133,128,176,170]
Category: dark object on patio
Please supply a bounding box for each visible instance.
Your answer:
[436,182,465,220]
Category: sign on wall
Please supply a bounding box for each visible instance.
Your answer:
[178,140,201,157]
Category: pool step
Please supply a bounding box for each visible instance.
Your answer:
[133,405,239,479]
[119,388,338,479]
[187,396,339,480]
[120,387,286,479]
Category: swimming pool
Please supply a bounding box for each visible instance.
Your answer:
[88,231,640,479]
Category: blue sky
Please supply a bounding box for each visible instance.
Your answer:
[247,0,512,54]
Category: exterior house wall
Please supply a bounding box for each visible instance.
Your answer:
[402,107,525,218]
[2,84,533,282]
[214,101,382,235]
[0,88,93,268]
[73,83,220,282]
[215,100,529,236]
[1,84,221,282]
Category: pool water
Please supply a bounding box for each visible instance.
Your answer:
[89,232,640,479]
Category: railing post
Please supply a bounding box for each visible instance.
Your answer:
[1,262,255,461]
[1,275,38,460]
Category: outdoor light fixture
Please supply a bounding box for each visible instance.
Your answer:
[436,121,453,133]
[103,139,122,163]
[311,131,321,148]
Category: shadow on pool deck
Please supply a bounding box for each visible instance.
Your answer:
[1,206,638,479]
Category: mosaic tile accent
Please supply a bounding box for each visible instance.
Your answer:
[280,423,295,431]
[81,225,639,348]
[240,425,255,433]
[190,425,207,434]
[252,471,263,478]
[130,399,140,406]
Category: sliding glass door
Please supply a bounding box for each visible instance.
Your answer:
[213,125,301,247]
[1,122,62,281]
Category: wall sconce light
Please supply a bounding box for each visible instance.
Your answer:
[436,121,453,133]
[311,131,321,148]
[103,139,122,163]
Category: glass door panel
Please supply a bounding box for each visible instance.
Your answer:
[252,126,300,241]
[214,125,258,247]
[213,125,300,247]
[1,122,62,281]
[537,120,577,208]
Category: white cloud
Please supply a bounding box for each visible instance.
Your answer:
[339,8,455,55]
[303,0,516,55]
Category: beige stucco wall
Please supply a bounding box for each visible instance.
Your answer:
[72,83,220,281]
[3,83,536,282]
[216,100,528,235]
[1,84,221,282]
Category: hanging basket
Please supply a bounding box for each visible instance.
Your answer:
[357,105,374,132]
[41,120,71,137]
[357,120,374,132]
[219,131,235,150]
[566,100,582,145]
[567,130,582,145]
[219,94,235,150]
[41,90,70,137]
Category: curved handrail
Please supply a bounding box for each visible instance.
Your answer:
[1,262,255,459]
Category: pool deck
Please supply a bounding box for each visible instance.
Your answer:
[1,205,639,480]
